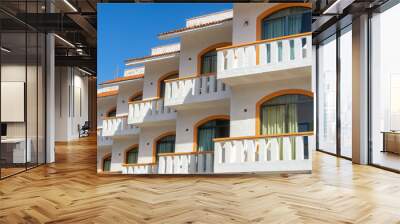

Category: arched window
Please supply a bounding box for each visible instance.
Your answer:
[107,107,116,117]
[200,49,217,74]
[129,92,142,102]
[159,72,178,98]
[103,155,111,172]
[259,93,313,135]
[155,134,175,161]
[261,7,311,40]
[125,146,139,164]
[197,118,230,151]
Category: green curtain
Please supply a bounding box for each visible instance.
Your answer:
[103,158,111,171]
[127,149,138,164]
[156,135,175,161]
[198,128,216,152]
[261,95,300,160]
[201,51,217,74]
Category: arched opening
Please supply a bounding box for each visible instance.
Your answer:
[154,133,176,162]
[257,90,313,135]
[158,72,178,98]
[125,145,139,164]
[106,106,116,117]
[198,43,231,75]
[102,154,111,172]
[194,116,230,152]
[258,5,311,40]
[129,91,143,102]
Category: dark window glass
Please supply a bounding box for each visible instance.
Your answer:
[126,147,138,164]
[260,94,313,135]
[201,50,218,74]
[156,135,175,161]
[197,119,230,151]
[103,157,111,172]
[261,7,311,40]
[107,108,116,117]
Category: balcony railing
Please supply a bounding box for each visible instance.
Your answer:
[158,151,214,174]
[217,32,312,83]
[97,128,112,146]
[164,73,230,107]
[102,116,139,137]
[128,97,176,125]
[122,163,158,174]
[213,132,313,173]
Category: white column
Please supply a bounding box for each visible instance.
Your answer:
[352,14,369,164]
[46,32,55,163]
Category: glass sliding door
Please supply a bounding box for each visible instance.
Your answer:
[317,34,337,155]
[0,1,47,179]
[339,25,352,158]
[370,4,400,171]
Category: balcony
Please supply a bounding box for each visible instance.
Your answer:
[128,97,176,126]
[217,32,312,85]
[213,132,313,173]
[97,128,113,147]
[164,74,230,109]
[120,151,214,175]
[102,116,140,138]
[158,151,214,174]
[122,163,158,174]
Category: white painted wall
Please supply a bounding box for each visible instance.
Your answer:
[97,147,111,173]
[179,26,232,77]
[232,3,278,45]
[138,124,175,163]
[142,58,179,99]
[230,76,311,137]
[110,137,139,172]
[116,80,143,116]
[175,106,230,153]
[54,67,89,141]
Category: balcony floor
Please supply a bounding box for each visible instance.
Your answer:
[0,136,400,223]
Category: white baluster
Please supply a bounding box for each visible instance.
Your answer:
[209,75,216,93]
[189,154,196,173]
[166,156,173,174]
[227,50,234,70]
[158,156,166,174]
[269,139,279,161]
[214,142,222,164]
[245,140,256,163]
[237,47,245,68]
[296,136,304,160]
[259,44,266,65]
[224,141,234,163]
[173,156,180,174]
[233,140,244,163]
[205,153,213,173]
[197,153,205,173]
[217,51,224,72]
[282,137,292,161]
[258,139,267,162]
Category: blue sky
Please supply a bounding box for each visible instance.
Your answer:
[97,3,232,84]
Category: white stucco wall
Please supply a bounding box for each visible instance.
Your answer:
[142,58,179,99]
[116,80,143,116]
[230,76,311,137]
[110,137,139,172]
[179,26,232,77]
[138,124,176,163]
[175,106,230,153]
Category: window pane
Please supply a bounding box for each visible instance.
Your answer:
[340,26,352,158]
[317,35,337,154]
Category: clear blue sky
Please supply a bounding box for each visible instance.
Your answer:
[97,3,232,84]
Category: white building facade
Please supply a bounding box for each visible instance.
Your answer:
[97,3,315,174]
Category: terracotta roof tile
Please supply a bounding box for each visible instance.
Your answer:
[158,18,232,37]
[99,74,144,85]
[97,90,118,98]
[125,51,180,64]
